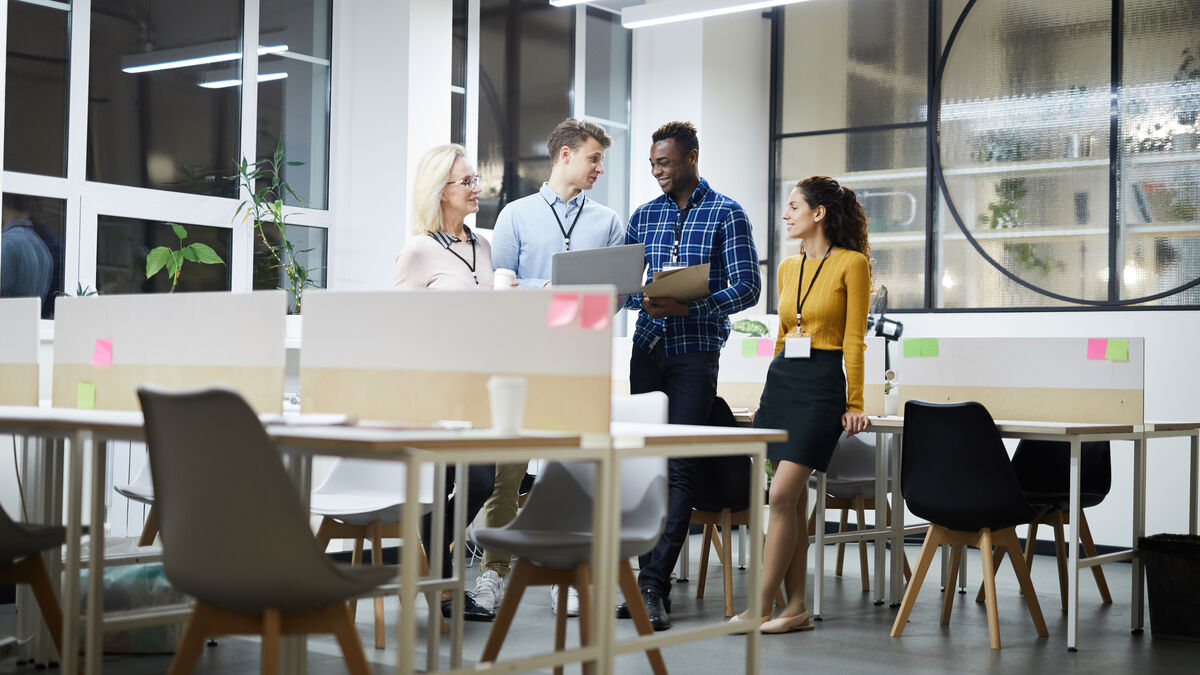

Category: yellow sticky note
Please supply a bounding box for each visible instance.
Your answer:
[77,382,96,410]
[1106,338,1129,362]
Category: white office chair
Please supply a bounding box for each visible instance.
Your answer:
[611,392,670,425]
[311,458,437,649]
[114,460,158,546]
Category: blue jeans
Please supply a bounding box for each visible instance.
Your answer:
[629,343,720,596]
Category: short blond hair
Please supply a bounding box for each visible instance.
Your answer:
[547,118,611,165]
[410,144,467,236]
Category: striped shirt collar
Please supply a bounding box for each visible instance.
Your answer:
[429,225,478,248]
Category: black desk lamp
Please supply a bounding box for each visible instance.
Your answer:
[867,285,903,373]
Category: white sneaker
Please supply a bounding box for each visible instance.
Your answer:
[473,570,505,612]
[550,585,580,617]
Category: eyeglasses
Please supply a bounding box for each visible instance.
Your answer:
[446,174,482,188]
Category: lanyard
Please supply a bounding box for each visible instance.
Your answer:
[432,232,479,286]
[669,202,693,265]
[795,246,833,332]
[543,195,586,251]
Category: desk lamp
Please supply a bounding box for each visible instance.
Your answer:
[867,285,903,372]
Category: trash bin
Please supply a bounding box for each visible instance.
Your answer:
[1139,534,1200,642]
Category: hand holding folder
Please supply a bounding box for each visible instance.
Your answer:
[641,263,711,302]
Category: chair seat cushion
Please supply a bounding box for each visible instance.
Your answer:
[0,522,65,565]
[1022,490,1106,512]
[474,528,655,570]
[114,484,154,504]
[192,561,396,617]
[310,494,431,525]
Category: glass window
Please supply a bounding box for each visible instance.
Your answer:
[451,0,467,145]
[87,0,241,196]
[476,0,572,229]
[252,221,326,313]
[5,0,70,177]
[2,193,66,318]
[96,216,232,294]
[257,0,332,209]
[584,7,628,124]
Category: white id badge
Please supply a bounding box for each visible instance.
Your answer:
[661,263,687,272]
[784,335,812,359]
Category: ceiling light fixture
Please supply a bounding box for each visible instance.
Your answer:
[199,71,288,90]
[122,43,288,74]
[621,0,810,29]
[548,1,595,6]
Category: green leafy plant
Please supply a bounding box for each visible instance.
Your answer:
[144,224,225,292]
[233,142,314,313]
[977,178,1063,277]
[1176,47,1199,128]
[731,319,770,337]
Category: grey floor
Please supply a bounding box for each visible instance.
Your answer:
[3,535,1199,674]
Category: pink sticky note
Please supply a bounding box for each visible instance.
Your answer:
[757,338,774,357]
[91,338,113,366]
[580,294,610,330]
[1087,338,1107,360]
[546,293,579,327]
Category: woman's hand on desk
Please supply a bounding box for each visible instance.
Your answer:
[842,411,868,436]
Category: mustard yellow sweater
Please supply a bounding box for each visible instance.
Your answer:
[773,248,871,412]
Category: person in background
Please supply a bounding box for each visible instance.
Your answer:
[394,143,494,290]
[732,176,871,634]
[394,143,498,621]
[618,121,761,631]
[1,195,54,305]
[478,118,625,618]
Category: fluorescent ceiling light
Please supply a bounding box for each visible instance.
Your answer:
[122,43,288,74]
[549,1,594,6]
[199,71,289,89]
[622,0,809,29]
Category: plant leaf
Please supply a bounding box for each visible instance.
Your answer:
[145,247,171,278]
[286,161,304,166]
[181,245,200,262]
[170,223,188,240]
[189,242,225,264]
[168,250,185,278]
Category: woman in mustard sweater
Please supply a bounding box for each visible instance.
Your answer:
[738,176,871,633]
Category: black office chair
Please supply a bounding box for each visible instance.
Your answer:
[988,440,1113,611]
[890,401,1049,650]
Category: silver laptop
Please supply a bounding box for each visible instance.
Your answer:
[551,243,646,294]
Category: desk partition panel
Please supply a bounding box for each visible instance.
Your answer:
[864,337,1144,424]
[51,292,287,412]
[300,288,614,433]
[0,297,40,405]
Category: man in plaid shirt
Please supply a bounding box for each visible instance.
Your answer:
[617,121,761,630]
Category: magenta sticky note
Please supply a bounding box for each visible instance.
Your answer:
[580,294,610,330]
[91,338,113,366]
[757,338,774,357]
[546,293,579,327]
[1087,338,1107,360]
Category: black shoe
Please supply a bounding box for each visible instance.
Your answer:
[442,592,495,622]
[642,587,671,631]
[617,588,671,619]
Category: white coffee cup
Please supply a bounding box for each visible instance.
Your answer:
[493,268,516,290]
[487,375,527,433]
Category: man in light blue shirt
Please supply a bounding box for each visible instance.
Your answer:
[491,118,626,288]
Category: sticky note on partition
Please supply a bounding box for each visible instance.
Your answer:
[580,294,610,330]
[1087,338,1108,360]
[77,382,96,410]
[903,338,939,358]
[545,293,579,327]
[1106,338,1129,362]
[741,338,757,357]
[91,338,113,366]
[757,338,774,357]
[921,338,939,357]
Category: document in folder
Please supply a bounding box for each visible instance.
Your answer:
[641,263,711,302]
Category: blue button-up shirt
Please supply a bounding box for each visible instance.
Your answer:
[623,178,761,357]
[491,183,626,288]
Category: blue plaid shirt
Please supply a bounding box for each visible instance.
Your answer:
[623,178,761,357]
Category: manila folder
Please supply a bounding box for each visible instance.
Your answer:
[642,263,711,302]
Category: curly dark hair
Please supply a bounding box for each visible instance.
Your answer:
[795,176,870,262]
[651,121,699,156]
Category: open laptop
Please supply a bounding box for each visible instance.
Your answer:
[551,243,645,294]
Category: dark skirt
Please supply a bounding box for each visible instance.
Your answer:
[752,348,847,473]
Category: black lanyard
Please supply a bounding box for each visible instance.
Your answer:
[795,246,833,332]
[433,232,479,286]
[544,196,585,251]
[669,203,694,265]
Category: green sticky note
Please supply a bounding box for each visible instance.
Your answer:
[903,339,922,358]
[77,382,96,410]
[1106,338,1129,362]
[741,338,757,357]
[922,338,940,358]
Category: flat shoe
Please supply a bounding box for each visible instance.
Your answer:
[728,614,769,635]
[761,612,813,634]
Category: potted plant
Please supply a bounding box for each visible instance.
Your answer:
[144,223,225,292]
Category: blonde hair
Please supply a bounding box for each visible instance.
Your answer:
[410,144,467,236]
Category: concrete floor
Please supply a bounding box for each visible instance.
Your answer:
[3,536,1198,674]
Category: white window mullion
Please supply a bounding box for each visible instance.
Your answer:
[233,0,262,293]
[572,4,586,120]
[65,0,93,295]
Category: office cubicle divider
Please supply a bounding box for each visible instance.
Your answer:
[300,288,615,433]
[51,292,288,413]
[0,297,40,406]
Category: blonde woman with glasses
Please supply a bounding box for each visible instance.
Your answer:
[395,143,495,289]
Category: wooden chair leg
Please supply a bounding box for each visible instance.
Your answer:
[720,509,734,617]
[138,506,159,547]
[1051,511,1069,613]
[835,506,849,577]
[974,540,1006,604]
[1079,511,1113,604]
[853,495,870,593]
[999,528,1048,638]
[891,525,941,637]
[553,578,569,675]
[348,534,365,622]
[979,529,1001,650]
[262,608,281,675]
[618,561,668,675]
[329,603,372,675]
[370,521,386,649]
[13,556,68,664]
[696,523,713,599]
[169,603,215,675]
[940,545,962,625]
[575,564,594,675]
[481,559,533,663]
[315,516,334,552]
